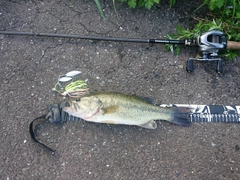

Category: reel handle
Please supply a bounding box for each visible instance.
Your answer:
[227,41,240,50]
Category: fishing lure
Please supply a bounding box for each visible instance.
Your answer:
[29,102,82,153]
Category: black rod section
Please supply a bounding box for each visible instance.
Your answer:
[0,31,186,45]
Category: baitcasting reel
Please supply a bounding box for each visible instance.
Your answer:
[186,30,227,73]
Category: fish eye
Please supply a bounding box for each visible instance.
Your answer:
[76,98,81,102]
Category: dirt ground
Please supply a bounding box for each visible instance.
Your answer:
[0,0,240,179]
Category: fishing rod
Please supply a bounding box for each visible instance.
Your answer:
[1,30,240,72]
[0,31,186,44]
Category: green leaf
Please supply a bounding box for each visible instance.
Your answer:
[215,0,224,9]
[112,0,119,19]
[236,12,240,19]
[94,0,105,19]
[169,0,176,8]
[144,0,154,9]
[176,25,185,34]
[138,0,145,7]
[128,0,137,8]
[225,9,231,16]
[206,0,224,10]
[175,45,180,55]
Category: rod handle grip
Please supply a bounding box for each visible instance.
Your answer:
[227,41,240,50]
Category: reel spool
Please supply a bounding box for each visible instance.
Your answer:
[186,30,227,73]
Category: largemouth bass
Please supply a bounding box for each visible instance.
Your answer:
[63,92,191,129]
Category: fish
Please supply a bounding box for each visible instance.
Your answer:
[63,92,191,129]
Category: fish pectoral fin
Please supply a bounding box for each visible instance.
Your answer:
[139,120,157,129]
[103,105,119,114]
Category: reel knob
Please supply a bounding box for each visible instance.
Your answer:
[186,59,194,72]
[216,60,223,73]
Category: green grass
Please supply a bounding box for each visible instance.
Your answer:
[94,0,105,19]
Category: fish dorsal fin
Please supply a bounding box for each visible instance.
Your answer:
[137,96,153,104]
[103,105,119,114]
[139,120,157,129]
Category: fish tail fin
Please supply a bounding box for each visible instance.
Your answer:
[169,106,191,126]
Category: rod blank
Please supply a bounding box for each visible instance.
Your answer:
[0,31,185,45]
